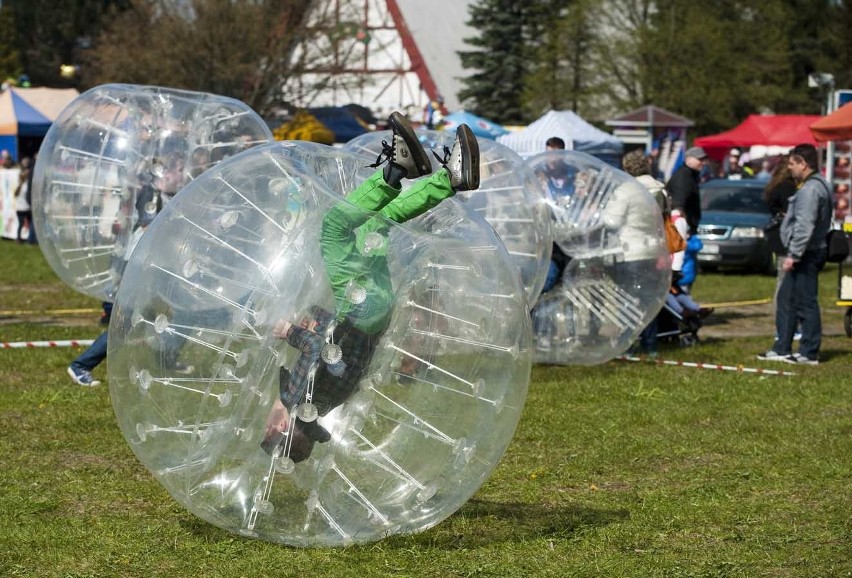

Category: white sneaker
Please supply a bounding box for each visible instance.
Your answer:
[67,366,101,386]
[791,353,819,366]
[757,350,794,363]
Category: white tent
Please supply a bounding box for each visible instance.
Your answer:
[498,110,623,164]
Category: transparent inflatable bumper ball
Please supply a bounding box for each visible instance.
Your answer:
[107,142,533,546]
[31,83,272,301]
[526,150,670,365]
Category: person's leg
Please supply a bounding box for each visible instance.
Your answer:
[795,251,823,360]
[639,317,658,354]
[666,293,685,315]
[355,123,480,252]
[319,113,433,333]
[27,210,37,244]
[771,267,796,355]
[68,332,107,386]
[320,169,398,333]
[678,292,701,312]
[16,211,26,241]
[320,111,434,278]
[321,123,480,333]
[376,169,455,224]
[70,332,108,371]
[773,255,786,314]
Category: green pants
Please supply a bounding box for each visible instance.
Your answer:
[320,168,454,334]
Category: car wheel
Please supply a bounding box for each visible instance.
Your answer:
[762,252,778,275]
[845,307,852,338]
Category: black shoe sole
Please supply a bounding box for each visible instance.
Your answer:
[457,124,480,190]
[388,111,431,177]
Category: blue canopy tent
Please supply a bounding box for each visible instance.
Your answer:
[442,110,509,140]
[0,87,79,160]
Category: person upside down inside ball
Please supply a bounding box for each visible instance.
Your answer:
[262,112,481,463]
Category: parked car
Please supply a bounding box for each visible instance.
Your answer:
[695,178,775,274]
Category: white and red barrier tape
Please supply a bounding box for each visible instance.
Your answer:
[618,355,795,376]
[1,339,95,349]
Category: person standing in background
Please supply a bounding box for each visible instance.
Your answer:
[667,147,707,236]
[26,152,38,244]
[762,156,801,342]
[13,157,32,243]
[758,145,832,365]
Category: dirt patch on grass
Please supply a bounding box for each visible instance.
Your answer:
[699,300,846,339]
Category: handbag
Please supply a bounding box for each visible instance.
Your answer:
[826,229,850,263]
[764,213,785,255]
[664,216,686,254]
[763,212,783,233]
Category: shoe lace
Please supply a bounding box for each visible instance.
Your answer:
[432,145,451,167]
[368,139,394,169]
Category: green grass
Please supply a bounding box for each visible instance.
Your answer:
[1,240,851,577]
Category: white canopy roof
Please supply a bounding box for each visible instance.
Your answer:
[497,110,623,159]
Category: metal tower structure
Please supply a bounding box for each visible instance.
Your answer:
[282,0,442,117]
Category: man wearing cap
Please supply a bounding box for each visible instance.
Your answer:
[666,146,707,236]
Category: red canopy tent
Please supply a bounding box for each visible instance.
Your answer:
[809,102,852,142]
[694,114,820,160]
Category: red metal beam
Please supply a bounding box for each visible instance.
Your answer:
[385,0,440,101]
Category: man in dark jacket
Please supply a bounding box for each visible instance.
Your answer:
[666,146,707,235]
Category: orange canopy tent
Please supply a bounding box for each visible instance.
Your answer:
[809,102,852,142]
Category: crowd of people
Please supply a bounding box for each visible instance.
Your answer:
[649,143,831,364]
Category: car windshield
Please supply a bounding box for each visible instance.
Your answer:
[700,185,770,214]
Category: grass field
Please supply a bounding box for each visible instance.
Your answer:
[1,240,850,577]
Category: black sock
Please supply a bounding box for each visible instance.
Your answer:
[383,162,407,188]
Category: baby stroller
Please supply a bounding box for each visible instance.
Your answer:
[656,301,702,347]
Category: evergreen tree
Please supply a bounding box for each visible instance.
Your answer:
[458,0,532,125]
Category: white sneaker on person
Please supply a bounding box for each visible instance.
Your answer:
[757,350,795,363]
[791,353,819,366]
[67,366,101,387]
[170,361,195,375]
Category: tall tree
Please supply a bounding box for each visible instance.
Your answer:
[645,0,800,133]
[0,5,23,83]
[6,0,132,88]
[521,0,603,119]
[818,0,852,100]
[83,0,323,117]
[458,0,533,125]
